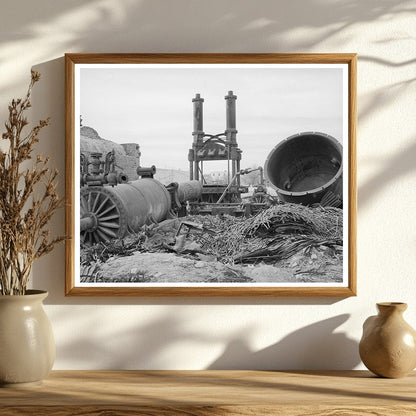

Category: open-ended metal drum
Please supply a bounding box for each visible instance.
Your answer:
[264,132,343,205]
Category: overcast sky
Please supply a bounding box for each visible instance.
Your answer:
[79,65,344,173]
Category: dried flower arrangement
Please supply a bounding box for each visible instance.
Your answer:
[0,71,65,295]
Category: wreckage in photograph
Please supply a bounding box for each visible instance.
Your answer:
[79,91,343,285]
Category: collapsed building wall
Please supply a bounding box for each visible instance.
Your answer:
[80,126,141,181]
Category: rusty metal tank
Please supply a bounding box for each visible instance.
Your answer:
[80,179,171,245]
[80,179,202,245]
[264,132,343,205]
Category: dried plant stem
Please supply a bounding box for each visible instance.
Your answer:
[0,71,65,295]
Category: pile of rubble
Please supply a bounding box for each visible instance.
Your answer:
[80,203,343,283]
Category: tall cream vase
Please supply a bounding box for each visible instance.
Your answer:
[0,290,55,387]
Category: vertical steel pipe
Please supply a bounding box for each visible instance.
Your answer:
[225,90,237,145]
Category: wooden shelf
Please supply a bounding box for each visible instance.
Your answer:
[1,370,415,415]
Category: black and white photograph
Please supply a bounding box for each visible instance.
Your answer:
[65,54,356,296]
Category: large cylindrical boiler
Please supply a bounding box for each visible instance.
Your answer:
[80,178,171,245]
[80,179,202,245]
[264,132,343,205]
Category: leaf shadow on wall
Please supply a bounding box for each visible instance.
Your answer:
[358,138,416,210]
[356,57,416,210]
[57,0,414,53]
[53,309,221,369]
[207,314,360,370]
[0,0,414,96]
[52,308,359,370]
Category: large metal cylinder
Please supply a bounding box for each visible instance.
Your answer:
[264,132,343,205]
[80,178,171,245]
[177,180,202,202]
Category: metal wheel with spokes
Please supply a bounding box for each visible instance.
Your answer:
[80,188,122,245]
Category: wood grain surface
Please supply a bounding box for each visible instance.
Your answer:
[1,370,415,415]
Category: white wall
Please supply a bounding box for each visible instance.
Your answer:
[1,0,415,370]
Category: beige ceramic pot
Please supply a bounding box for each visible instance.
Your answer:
[0,290,55,387]
[359,302,416,378]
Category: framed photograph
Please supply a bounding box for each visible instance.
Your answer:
[65,53,356,296]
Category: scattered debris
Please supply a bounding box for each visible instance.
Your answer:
[80,203,343,283]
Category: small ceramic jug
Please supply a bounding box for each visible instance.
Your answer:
[359,302,416,378]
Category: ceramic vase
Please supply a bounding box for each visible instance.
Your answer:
[0,290,55,387]
[359,302,416,378]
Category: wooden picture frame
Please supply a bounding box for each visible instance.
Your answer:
[65,53,356,296]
